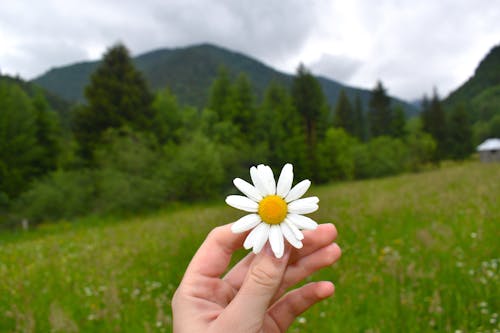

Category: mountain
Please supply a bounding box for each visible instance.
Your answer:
[32,43,417,116]
[0,74,72,125]
[444,43,500,122]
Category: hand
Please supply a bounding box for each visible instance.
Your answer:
[172,223,341,332]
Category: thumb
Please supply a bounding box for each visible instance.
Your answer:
[220,244,290,329]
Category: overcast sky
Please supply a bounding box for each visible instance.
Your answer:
[1,0,499,101]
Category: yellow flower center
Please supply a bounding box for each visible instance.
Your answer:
[258,195,288,225]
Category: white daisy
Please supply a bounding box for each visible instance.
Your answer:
[225,163,319,258]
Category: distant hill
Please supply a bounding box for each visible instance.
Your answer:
[0,74,72,126]
[444,43,500,122]
[32,43,417,116]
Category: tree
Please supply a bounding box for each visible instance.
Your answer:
[208,66,233,122]
[390,105,406,138]
[73,43,154,160]
[152,88,183,144]
[316,127,357,182]
[368,81,392,137]
[291,64,328,178]
[257,81,308,177]
[231,73,257,142]
[421,89,446,161]
[32,92,61,174]
[333,89,355,135]
[448,104,473,160]
[353,93,366,141]
[0,83,40,201]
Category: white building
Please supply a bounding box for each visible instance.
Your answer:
[477,138,500,162]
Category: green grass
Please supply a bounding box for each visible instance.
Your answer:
[1,162,499,332]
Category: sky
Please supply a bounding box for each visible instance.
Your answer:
[0,0,499,101]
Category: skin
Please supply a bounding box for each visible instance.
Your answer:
[172,223,341,332]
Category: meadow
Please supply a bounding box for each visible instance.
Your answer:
[0,161,498,332]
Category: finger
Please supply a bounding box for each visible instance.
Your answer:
[274,242,341,300]
[185,224,246,278]
[268,281,335,332]
[219,245,291,328]
[289,223,338,263]
[223,223,337,288]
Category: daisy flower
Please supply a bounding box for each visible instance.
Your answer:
[225,163,319,258]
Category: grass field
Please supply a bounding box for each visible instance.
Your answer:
[1,162,499,332]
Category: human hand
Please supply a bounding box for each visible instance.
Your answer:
[171,223,341,332]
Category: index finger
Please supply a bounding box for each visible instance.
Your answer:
[184,224,247,278]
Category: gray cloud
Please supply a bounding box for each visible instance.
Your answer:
[310,54,363,82]
[0,0,499,100]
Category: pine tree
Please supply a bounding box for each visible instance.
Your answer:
[291,64,328,179]
[368,81,392,137]
[420,94,431,129]
[353,93,366,141]
[448,104,473,160]
[32,92,61,174]
[152,88,183,144]
[231,73,256,141]
[333,89,355,135]
[421,89,446,161]
[258,81,308,176]
[390,105,406,138]
[0,83,40,200]
[208,66,232,122]
[73,43,154,160]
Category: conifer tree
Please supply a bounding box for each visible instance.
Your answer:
[448,104,473,160]
[208,66,232,122]
[33,92,61,172]
[258,81,308,176]
[333,89,355,135]
[152,88,183,144]
[390,105,406,138]
[231,73,256,141]
[353,93,366,141]
[291,64,328,178]
[73,43,154,160]
[0,83,40,200]
[421,89,446,160]
[368,81,392,137]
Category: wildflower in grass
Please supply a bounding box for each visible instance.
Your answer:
[226,163,318,258]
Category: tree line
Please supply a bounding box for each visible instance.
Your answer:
[0,44,473,226]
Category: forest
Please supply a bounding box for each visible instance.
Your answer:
[0,43,479,227]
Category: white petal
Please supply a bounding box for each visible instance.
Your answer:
[243,225,258,249]
[257,164,276,195]
[285,218,305,240]
[269,225,284,258]
[252,223,270,254]
[287,214,318,230]
[233,178,263,202]
[280,222,303,249]
[285,179,311,202]
[250,166,268,196]
[231,214,261,233]
[225,195,259,212]
[276,163,293,198]
[292,196,319,205]
[287,197,319,214]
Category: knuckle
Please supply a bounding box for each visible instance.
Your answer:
[249,264,279,290]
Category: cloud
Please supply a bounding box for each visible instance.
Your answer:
[0,0,499,99]
[309,53,362,82]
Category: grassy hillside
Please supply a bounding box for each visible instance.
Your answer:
[0,162,498,332]
[32,43,417,116]
[444,43,500,125]
[0,74,72,126]
[445,44,500,108]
